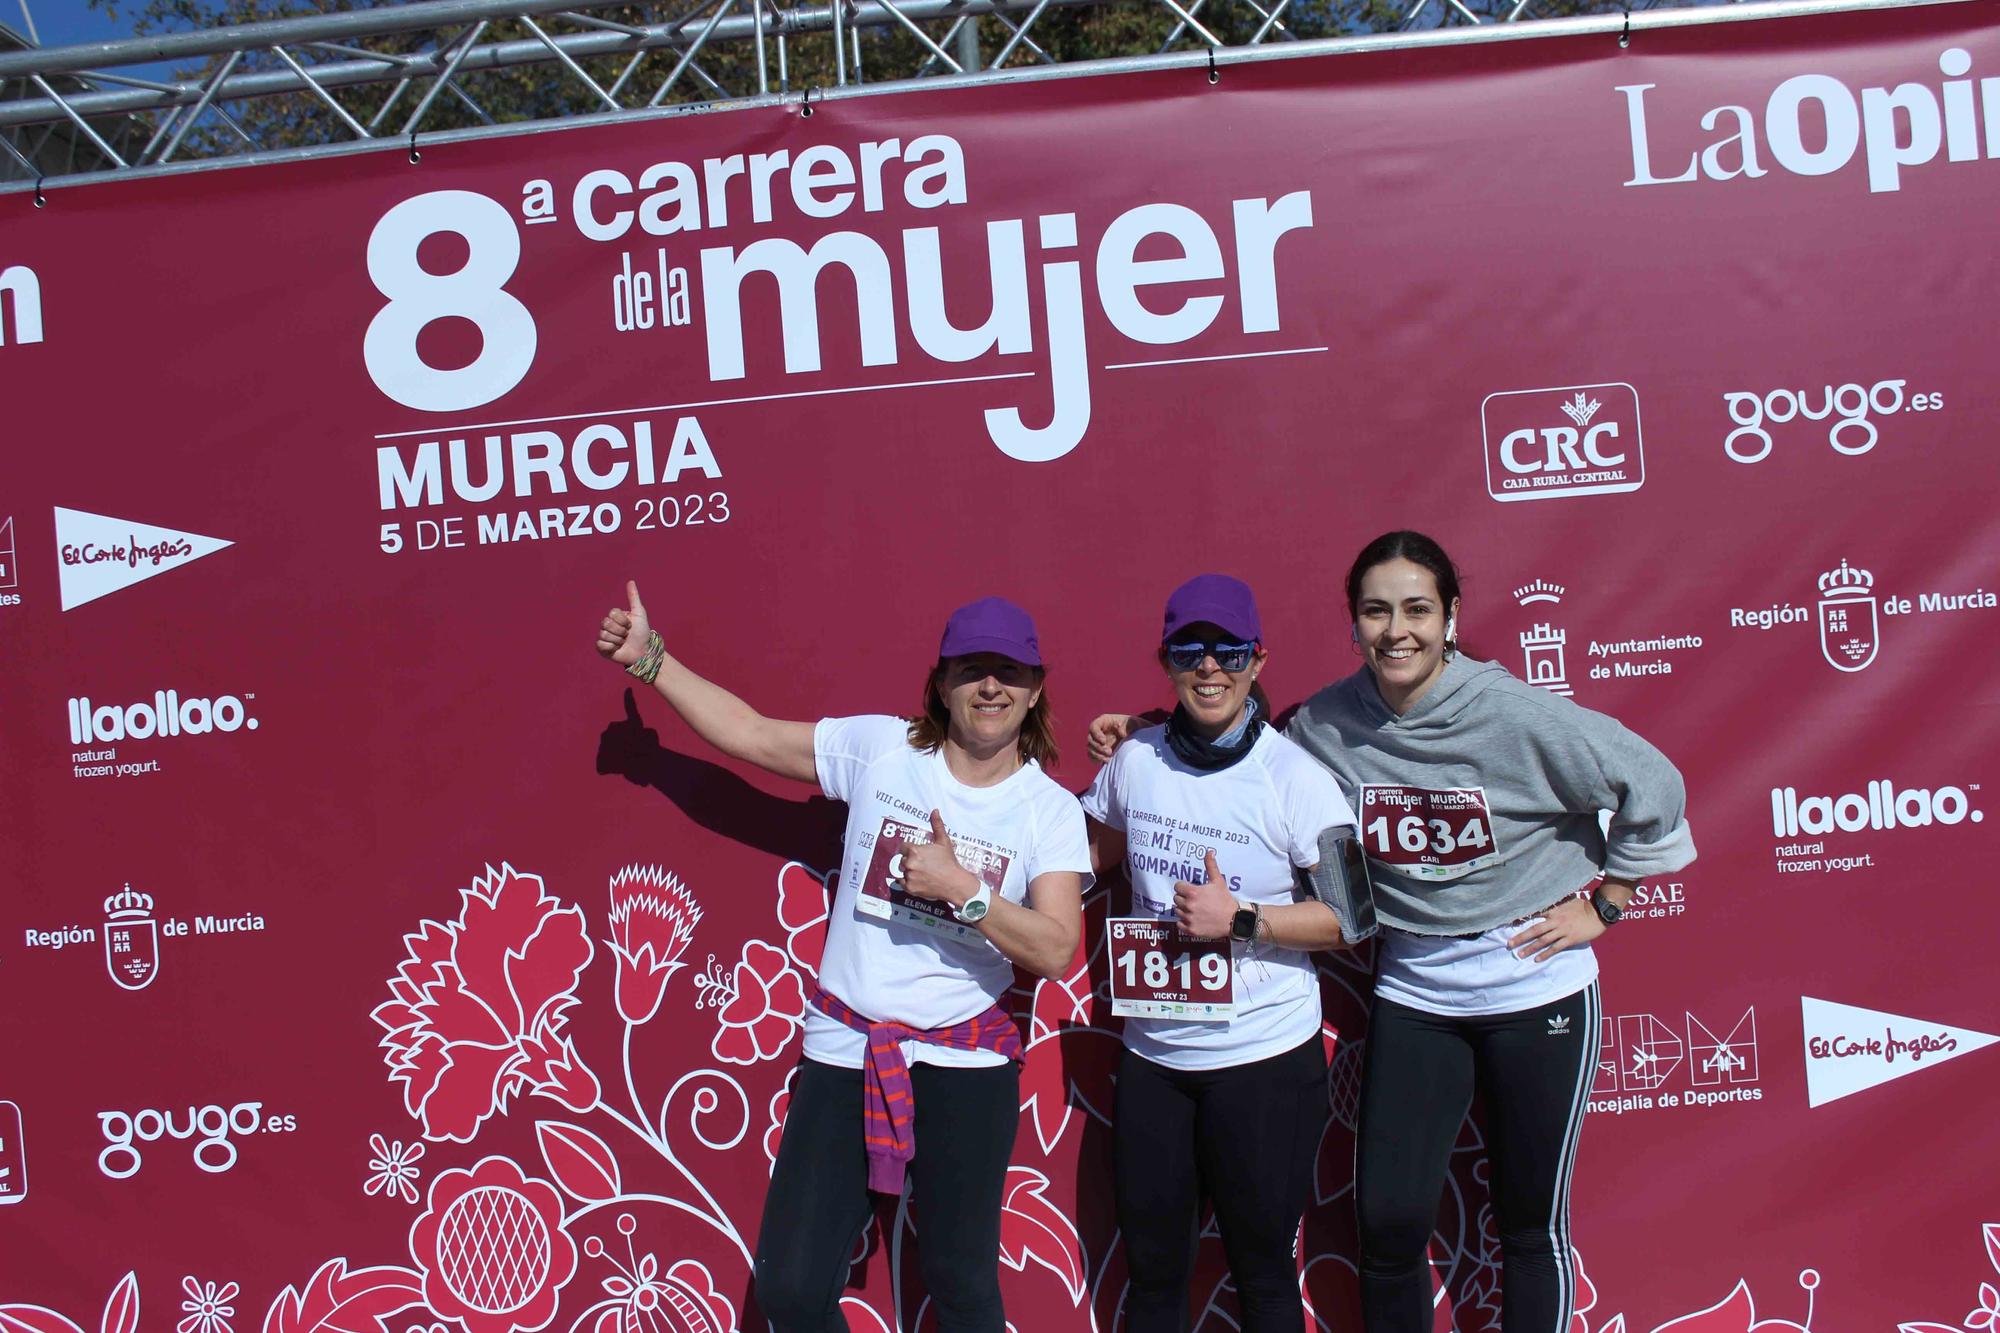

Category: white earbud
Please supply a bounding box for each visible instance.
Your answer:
[1445,616,1457,640]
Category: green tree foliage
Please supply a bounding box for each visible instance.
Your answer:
[86,0,1652,160]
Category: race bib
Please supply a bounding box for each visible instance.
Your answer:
[1106,917,1234,1020]
[855,816,1011,941]
[1356,785,1503,881]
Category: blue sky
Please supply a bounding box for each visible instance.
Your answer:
[15,1,209,83]
[14,1,146,50]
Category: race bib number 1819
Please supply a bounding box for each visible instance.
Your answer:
[1356,785,1503,881]
[1106,918,1233,1020]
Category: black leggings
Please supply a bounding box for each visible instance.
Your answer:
[754,1057,1019,1333]
[1354,984,1602,1333]
[1114,1036,1328,1333]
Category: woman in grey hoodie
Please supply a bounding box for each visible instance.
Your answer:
[1091,530,1695,1333]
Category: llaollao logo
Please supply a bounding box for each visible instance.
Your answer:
[1770,778,1983,837]
[68,690,258,744]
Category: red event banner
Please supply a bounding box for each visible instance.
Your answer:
[3,3,1998,1332]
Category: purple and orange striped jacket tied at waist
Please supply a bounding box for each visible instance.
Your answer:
[811,985,1025,1194]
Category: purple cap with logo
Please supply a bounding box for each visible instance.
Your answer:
[939,596,1043,666]
[1162,574,1262,644]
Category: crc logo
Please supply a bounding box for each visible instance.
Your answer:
[1482,383,1643,502]
[97,1101,297,1179]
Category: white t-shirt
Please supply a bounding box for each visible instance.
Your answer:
[1373,926,1597,1017]
[807,714,1094,1070]
[1081,725,1355,1071]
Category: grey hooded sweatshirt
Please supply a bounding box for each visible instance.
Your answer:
[1287,654,1696,936]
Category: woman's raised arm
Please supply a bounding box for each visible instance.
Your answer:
[597,579,818,783]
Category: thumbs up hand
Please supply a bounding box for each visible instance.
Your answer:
[900,809,980,906]
[597,580,653,666]
[1173,851,1239,940]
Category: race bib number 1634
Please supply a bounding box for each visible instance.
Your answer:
[1356,785,1503,881]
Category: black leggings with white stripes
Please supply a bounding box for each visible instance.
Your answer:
[1354,983,1602,1333]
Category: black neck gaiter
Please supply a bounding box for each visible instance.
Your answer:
[1164,695,1265,772]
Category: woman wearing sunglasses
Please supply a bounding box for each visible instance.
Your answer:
[1090,533,1694,1333]
[1081,574,1358,1333]
[597,583,1091,1333]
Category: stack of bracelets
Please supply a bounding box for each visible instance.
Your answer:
[626,631,666,684]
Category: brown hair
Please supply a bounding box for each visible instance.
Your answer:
[1345,529,1463,618]
[906,661,1061,770]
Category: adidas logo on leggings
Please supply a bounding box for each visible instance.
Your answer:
[1548,1015,1572,1036]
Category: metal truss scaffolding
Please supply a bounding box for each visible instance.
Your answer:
[3,0,1751,188]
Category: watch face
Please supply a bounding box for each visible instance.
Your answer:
[1594,895,1622,924]
[958,896,989,923]
[1230,908,1257,941]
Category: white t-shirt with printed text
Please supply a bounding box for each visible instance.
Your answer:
[1081,725,1356,1071]
[807,714,1094,1070]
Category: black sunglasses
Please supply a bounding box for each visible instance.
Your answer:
[1165,639,1258,672]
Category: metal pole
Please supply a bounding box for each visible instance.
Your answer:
[832,0,848,84]
[753,0,769,95]
[26,74,128,166]
[957,13,980,69]
[156,49,241,163]
[398,22,489,135]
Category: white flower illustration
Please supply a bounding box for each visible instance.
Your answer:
[364,1133,424,1204]
[178,1278,238,1333]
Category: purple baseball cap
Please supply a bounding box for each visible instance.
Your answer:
[1162,574,1262,644]
[939,597,1043,666]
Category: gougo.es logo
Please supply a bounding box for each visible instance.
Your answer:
[1723,378,1944,464]
[97,1101,297,1178]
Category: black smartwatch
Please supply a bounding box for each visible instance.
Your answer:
[1589,886,1624,926]
[1229,904,1259,942]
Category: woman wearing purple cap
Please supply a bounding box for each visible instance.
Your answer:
[1092,535,1694,1333]
[1079,574,1360,1333]
[596,584,1091,1333]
